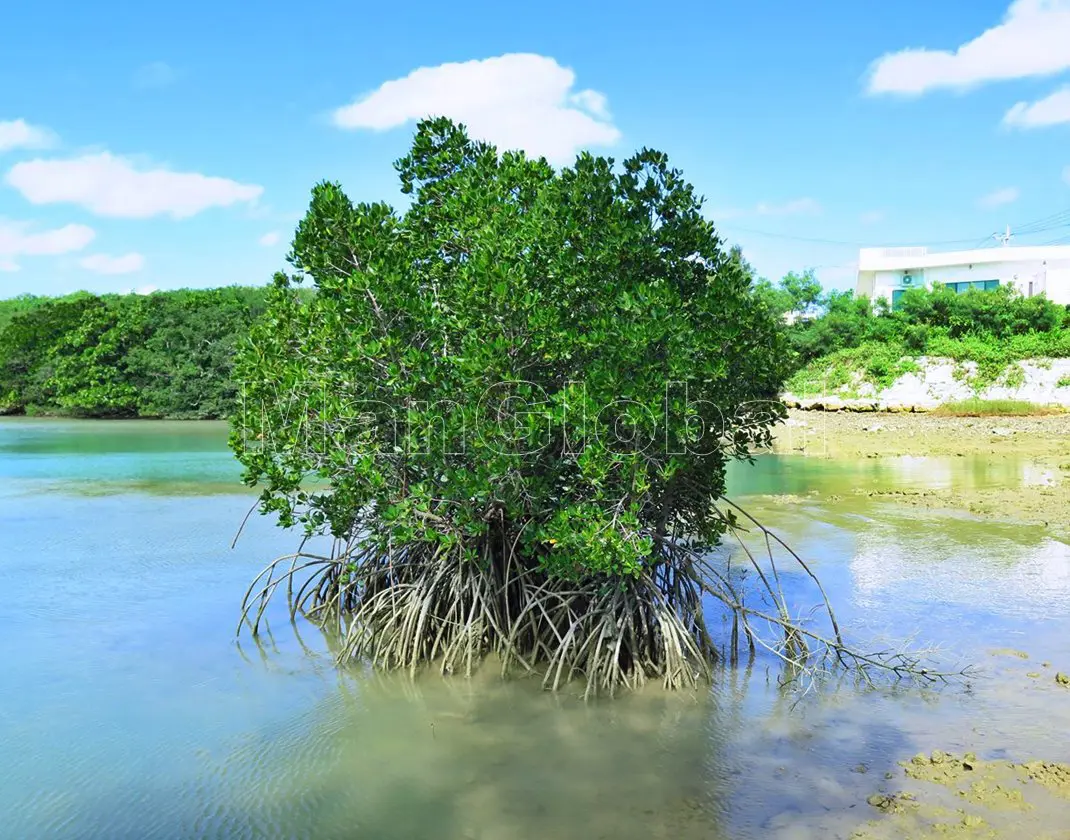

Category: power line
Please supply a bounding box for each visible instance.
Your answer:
[716,224,984,249]
[719,206,1070,251]
[1010,208,1070,236]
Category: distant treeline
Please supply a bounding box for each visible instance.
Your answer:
[0,287,278,419]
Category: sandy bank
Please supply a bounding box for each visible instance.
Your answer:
[769,410,1070,539]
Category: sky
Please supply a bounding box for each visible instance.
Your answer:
[2,0,1070,299]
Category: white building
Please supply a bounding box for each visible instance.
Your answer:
[855,245,1070,307]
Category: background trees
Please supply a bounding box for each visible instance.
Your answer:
[0,287,271,417]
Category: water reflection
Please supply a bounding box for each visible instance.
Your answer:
[729,452,1063,499]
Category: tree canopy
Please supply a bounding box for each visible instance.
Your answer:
[233,117,790,580]
[0,287,273,418]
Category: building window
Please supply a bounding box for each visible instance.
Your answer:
[943,280,999,294]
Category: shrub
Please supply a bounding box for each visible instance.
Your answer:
[232,119,909,694]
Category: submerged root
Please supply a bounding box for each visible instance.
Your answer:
[238,498,958,695]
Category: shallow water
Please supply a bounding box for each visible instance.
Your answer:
[1,418,1068,839]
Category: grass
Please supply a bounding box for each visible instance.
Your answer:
[785,343,920,397]
[932,399,1066,417]
[1058,375,1070,389]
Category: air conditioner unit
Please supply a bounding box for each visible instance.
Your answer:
[902,274,915,286]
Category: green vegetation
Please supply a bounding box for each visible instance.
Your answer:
[0,287,273,418]
[932,399,1065,417]
[756,279,1070,395]
[1058,375,1070,389]
[233,119,922,695]
[786,343,922,397]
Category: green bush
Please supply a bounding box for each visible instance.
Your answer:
[231,118,797,692]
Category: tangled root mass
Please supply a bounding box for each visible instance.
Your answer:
[239,499,950,697]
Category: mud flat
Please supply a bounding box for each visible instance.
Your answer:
[851,750,1070,839]
[770,410,1070,539]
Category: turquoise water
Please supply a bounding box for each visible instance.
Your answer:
[1,418,1068,839]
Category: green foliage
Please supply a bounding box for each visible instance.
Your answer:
[751,268,821,319]
[0,287,272,417]
[232,118,790,582]
[779,278,1070,394]
[786,343,920,396]
[933,399,1064,417]
[1000,363,1026,390]
[1058,375,1070,389]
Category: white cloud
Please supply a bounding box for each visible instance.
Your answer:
[867,0,1070,95]
[1004,86,1070,127]
[79,252,145,275]
[6,152,263,219]
[134,61,178,89]
[0,119,57,153]
[860,210,885,224]
[710,198,821,220]
[332,53,621,165]
[259,231,280,247]
[978,186,1021,208]
[0,220,95,271]
[755,198,821,216]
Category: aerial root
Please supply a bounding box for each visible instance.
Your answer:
[237,499,962,694]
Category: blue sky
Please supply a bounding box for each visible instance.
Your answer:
[2,0,1069,298]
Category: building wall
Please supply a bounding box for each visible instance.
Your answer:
[865,257,1070,305]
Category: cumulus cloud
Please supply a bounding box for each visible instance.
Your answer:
[332,53,621,164]
[1004,86,1070,127]
[0,119,57,153]
[867,0,1070,95]
[0,220,95,271]
[258,231,280,247]
[79,252,145,275]
[978,187,1021,209]
[6,153,263,219]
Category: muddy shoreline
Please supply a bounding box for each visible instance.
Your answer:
[769,410,1070,540]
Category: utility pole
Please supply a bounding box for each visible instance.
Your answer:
[993,225,1012,247]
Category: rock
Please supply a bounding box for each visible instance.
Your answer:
[912,753,929,766]
[990,648,1029,659]
[822,397,845,412]
[1057,672,1070,687]
[866,794,889,809]
[991,427,1015,437]
[884,402,909,413]
[931,749,948,764]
